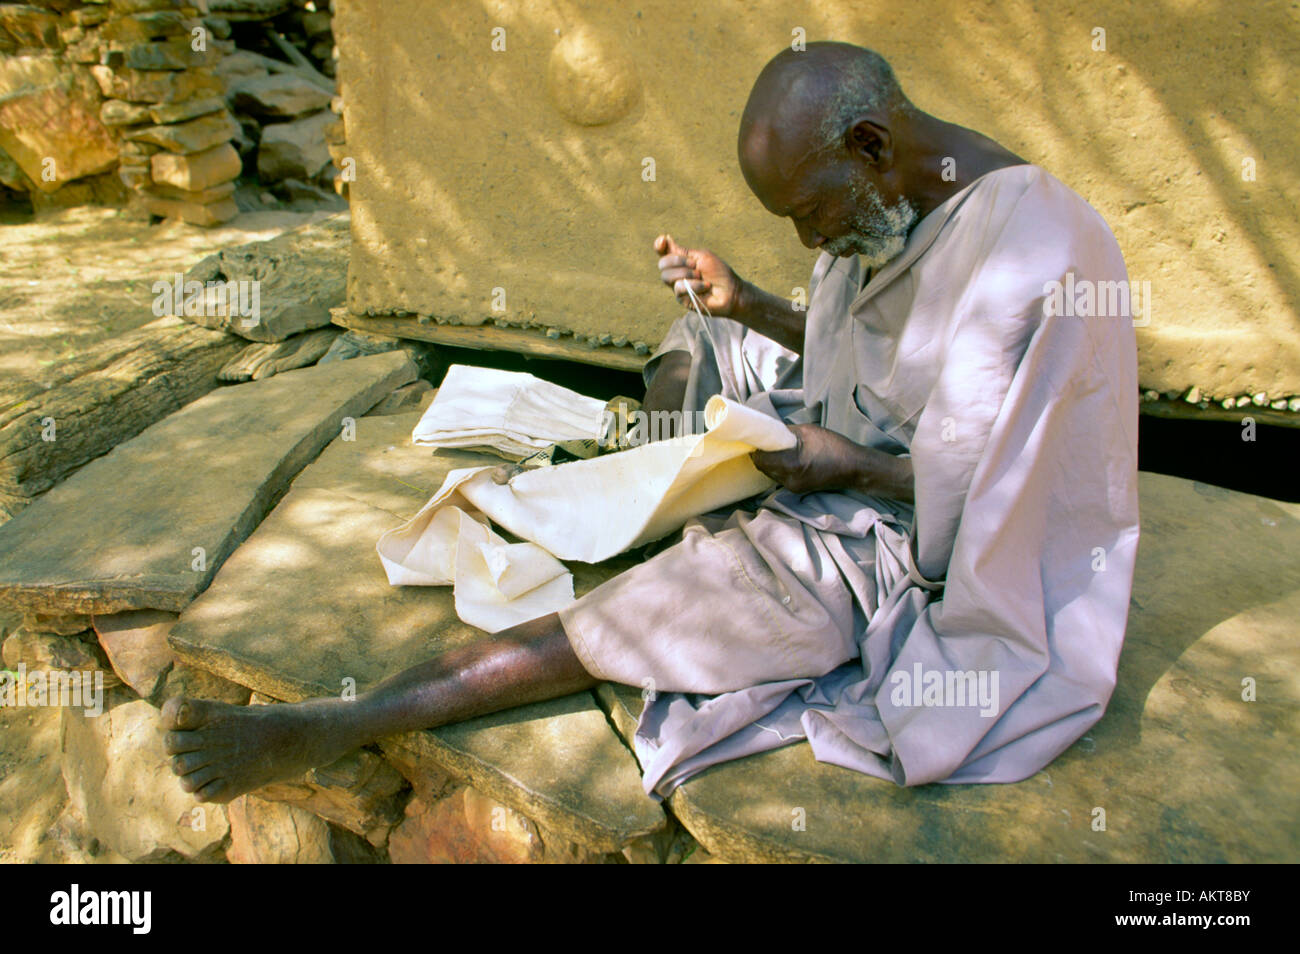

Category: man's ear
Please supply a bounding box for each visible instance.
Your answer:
[847,119,892,169]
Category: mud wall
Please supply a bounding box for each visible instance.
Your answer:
[335,0,1299,403]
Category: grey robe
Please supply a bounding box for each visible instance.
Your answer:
[579,164,1140,795]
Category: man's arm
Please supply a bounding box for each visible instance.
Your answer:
[751,423,914,503]
[654,234,806,354]
[729,279,807,355]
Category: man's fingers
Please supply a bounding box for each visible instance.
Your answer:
[673,278,711,297]
[654,233,687,258]
[660,265,697,285]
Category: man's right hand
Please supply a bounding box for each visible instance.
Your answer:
[654,234,745,319]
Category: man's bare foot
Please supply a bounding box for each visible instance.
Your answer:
[161,696,357,804]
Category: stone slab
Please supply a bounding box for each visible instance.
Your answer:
[257,107,332,183]
[141,193,239,227]
[168,407,664,851]
[231,72,332,118]
[0,351,416,616]
[150,141,241,191]
[0,317,243,512]
[598,472,1300,863]
[123,109,240,153]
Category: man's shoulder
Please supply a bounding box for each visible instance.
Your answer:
[977,165,1119,243]
[953,164,1126,278]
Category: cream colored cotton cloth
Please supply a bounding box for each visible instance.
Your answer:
[378,394,797,631]
[410,364,608,459]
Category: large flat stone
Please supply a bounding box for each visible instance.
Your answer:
[598,473,1300,863]
[0,317,243,514]
[0,351,416,616]
[168,407,664,851]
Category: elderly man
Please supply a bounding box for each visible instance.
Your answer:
[163,42,1139,802]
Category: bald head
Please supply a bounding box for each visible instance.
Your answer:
[739,43,910,171]
[737,43,920,265]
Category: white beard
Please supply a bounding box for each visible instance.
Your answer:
[822,175,918,268]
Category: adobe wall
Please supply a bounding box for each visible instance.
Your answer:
[335,0,1299,404]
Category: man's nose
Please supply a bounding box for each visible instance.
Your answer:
[794,221,826,250]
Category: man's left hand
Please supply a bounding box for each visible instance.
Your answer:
[750,423,855,495]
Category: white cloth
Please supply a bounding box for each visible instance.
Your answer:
[378,395,796,630]
[410,364,608,459]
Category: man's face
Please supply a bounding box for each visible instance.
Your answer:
[740,125,918,269]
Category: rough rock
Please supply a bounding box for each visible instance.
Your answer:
[227,794,334,864]
[232,73,331,118]
[100,98,152,125]
[178,213,349,341]
[140,193,239,226]
[2,627,119,688]
[150,141,241,190]
[122,37,220,71]
[213,47,266,86]
[124,109,241,153]
[365,379,433,416]
[60,698,229,862]
[256,107,331,182]
[144,178,236,204]
[21,612,91,636]
[207,0,292,20]
[156,660,251,707]
[0,5,60,49]
[0,351,417,616]
[148,94,226,125]
[98,9,190,45]
[0,74,117,191]
[90,64,221,104]
[382,741,455,802]
[598,473,1300,863]
[0,141,32,191]
[218,327,340,382]
[254,748,408,846]
[167,408,665,852]
[388,787,546,864]
[91,609,177,699]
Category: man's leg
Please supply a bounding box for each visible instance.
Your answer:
[163,612,592,803]
[640,349,690,421]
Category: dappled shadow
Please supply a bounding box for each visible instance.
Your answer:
[336,0,1297,398]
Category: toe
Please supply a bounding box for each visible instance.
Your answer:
[160,695,185,729]
[163,729,203,755]
[171,697,217,731]
[195,778,233,804]
[170,751,211,776]
[179,765,220,794]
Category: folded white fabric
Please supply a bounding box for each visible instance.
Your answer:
[379,394,797,631]
[411,364,609,458]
